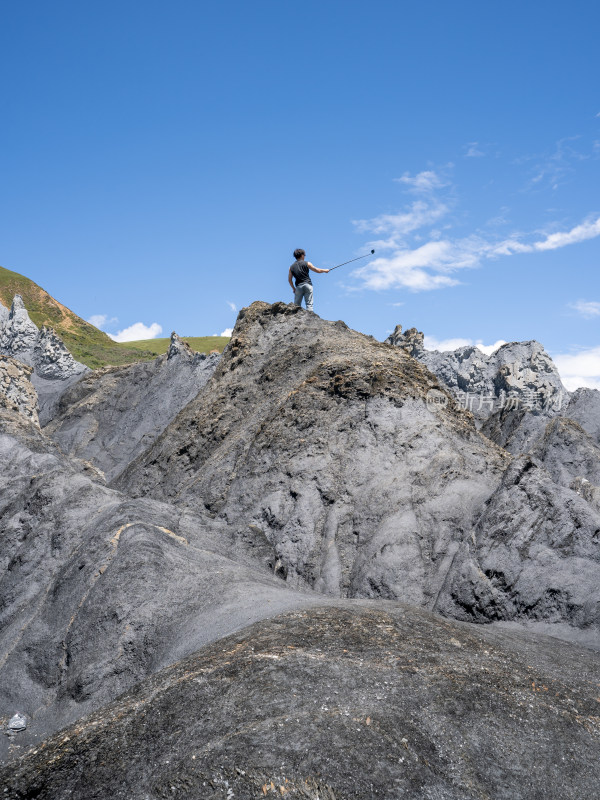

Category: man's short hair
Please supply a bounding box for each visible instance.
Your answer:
[293,248,305,260]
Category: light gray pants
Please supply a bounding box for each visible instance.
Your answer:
[294,283,313,311]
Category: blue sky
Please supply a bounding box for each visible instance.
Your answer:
[1,0,599,387]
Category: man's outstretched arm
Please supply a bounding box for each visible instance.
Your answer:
[308,262,330,274]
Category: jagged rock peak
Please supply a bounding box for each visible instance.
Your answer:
[387,324,568,420]
[0,355,39,425]
[34,326,88,379]
[0,294,87,382]
[0,294,39,358]
[0,298,9,325]
[385,324,424,356]
[167,331,194,361]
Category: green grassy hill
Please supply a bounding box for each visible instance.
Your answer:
[123,336,230,357]
[0,265,230,369]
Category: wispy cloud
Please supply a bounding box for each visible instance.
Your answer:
[354,207,600,291]
[569,300,600,319]
[520,136,589,192]
[553,345,600,391]
[87,313,118,329]
[353,200,449,242]
[465,142,484,158]
[109,322,163,342]
[394,170,449,192]
[424,335,506,355]
[226,301,237,312]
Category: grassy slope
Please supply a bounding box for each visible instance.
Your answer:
[124,337,230,356]
[0,265,230,368]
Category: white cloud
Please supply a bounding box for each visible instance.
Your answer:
[394,170,447,193]
[424,335,506,354]
[465,142,484,158]
[227,301,237,312]
[553,346,600,391]
[354,242,463,291]
[354,214,600,292]
[353,199,449,240]
[569,300,600,319]
[530,216,600,251]
[109,322,163,342]
[220,327,233,337]
[424,335,472,351]
[87,314,118,329]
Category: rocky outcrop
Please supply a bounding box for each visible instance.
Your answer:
[0,295,89,424]
[116,302,509,607]
[0,356,39,425]
[3,604,600,800]
[3,300,600,790]
[0,299,9,327]
[45,332,221,482]
[111,304,600,646]
[33,325,86,380]
[563,387,600,443]
[529,416,600,488]
[386,323,425,356]
[0,296,39,361]
[0,406,312,762]
[438,455,600,649]
[387,326,569,423]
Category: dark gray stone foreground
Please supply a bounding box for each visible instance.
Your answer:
[2,604,599,800]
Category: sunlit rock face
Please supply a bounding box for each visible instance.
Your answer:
[387,324,569,422]
[0,294,89,423]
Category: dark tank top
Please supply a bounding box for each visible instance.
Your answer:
[290,260,312,287]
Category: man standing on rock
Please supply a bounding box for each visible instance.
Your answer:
[288,248,330,312]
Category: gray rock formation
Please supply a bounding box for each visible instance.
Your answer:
[3,604,600,800]
[0,295,89,424]
[386,325,569,422]
[563,387,600,443]
[0,356,39,425]
[0,403,315,763]
[0,296,39,362]
[0,299,9,327]
[45,332,221,482]
[529,416,600,488]
[438,455,600,649]
[33,325,86,380]
[116,303,509,608]
[3,300,600,793]
[112,304,600,646]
